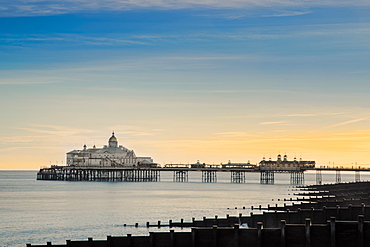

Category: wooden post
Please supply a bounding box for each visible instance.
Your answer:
[257,222,263,247]
[169,219,173,227]
[234,223,240,247]
[149,232,154,247]
[191,228,196,247]
[310,208,314,223]
[170,230,175,247]
[88,238,93,247]
[330,217,336,247]
[212,225,218,247]
[361,203,365,216]
[251,212,254,228]
[127,234,132,247]
[358,215,364,247]
[286,209,290,223]
[336,205,340,218]
[305,218,311,247]
[348,204,352,219]
[107,236,112,247]
[280,220,286,247]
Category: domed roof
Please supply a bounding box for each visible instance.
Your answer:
[109,132,118,142]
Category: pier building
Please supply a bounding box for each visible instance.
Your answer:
[259,154,315,171]
[66,132,155,167]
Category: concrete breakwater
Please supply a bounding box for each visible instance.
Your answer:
[27,182,370,247]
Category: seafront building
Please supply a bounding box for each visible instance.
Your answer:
[66,132,155,167]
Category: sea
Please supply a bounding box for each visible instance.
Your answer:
[1,170,369,247]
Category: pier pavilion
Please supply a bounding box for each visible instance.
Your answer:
[66,132,155,167]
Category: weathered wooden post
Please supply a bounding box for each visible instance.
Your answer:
[280,220,286,247]
[88,237,93,247]
[358,215,364,247]
[348,204,352,219]
[310,208,314,223]
[127,234,132,247]
[170,230,175,247]
[250,212,254,228]
[361,203,365,216]
[305,218,311,247]
[149,232,154,247]
[212,225,218,247]
[257,222,263,247]
[107,236,112,247]
[234,223,240,247]
[191,228,196,247]
[336,205,340,218]
[330,217,336,247]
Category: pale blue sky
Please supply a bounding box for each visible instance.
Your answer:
[1,1,370,168]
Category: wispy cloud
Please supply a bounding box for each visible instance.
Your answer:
[16,124,94,136]
[110,125,164,137]
[2,23,370,48]
[1,0,370,17]
[0,80,59,85]
[279,112,347,117]
[214,132,256,137]
[325,117,370,128]
[262,11,312,17]
[260,121,287,125]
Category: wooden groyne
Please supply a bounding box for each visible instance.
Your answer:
[27,182,370,247]
[27,218,369,247]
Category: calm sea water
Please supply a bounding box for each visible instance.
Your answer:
[1,170,369,247]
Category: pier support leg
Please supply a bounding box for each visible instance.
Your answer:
[355,171,360,182]
[202,170,217,183]
[173,170,188,182]
[260,171,274,184]
[316,170,322,185]
[231,171,246,183]
[290,171,304,185]
[335,170,341,183]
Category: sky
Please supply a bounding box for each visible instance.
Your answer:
[1,0,370,169]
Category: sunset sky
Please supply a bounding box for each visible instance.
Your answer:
[1,1,370,169]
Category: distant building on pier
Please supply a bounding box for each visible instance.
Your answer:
[66,132,155,167]
[259,154,315,171]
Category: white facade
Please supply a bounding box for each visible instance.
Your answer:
[66,133,154,167]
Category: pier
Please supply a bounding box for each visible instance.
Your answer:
[37,165,370,185]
